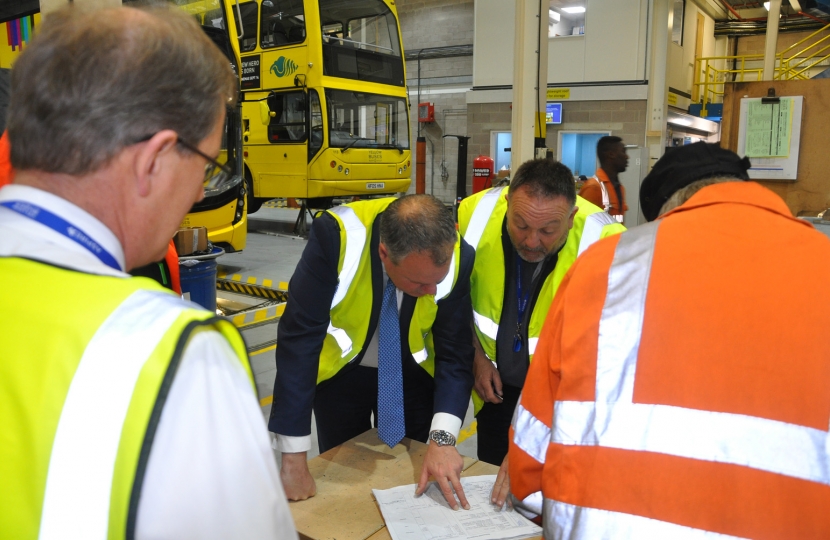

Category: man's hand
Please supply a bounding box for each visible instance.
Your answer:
[473,347,503,404]
[490,455,512,510]
[415,442,470,511]
[280,452,316,501]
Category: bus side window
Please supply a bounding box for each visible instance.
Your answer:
[236,1,259,52]
[261,0,306,49]
[267,91,307,143]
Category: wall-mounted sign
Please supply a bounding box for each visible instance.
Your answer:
[546,103,563,124]
[546,88,570,100]
[668,92,678,107]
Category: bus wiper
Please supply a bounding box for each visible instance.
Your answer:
[341,136,373,152]
[376,143,404,154]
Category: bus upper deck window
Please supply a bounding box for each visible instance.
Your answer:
[237,2,259,52]
[261,0,306,49]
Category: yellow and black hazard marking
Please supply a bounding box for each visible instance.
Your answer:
[216,270,289,302]
[229,302,286,329]
[217,279,288,302]
[262,199,287,208]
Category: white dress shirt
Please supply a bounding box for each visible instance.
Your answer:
[0,184,297,540]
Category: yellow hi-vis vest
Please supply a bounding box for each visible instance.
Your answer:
[0,257,253,540]
[458,186,625,412]
[318,198,461,384]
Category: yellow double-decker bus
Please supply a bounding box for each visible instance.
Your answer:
[234,0,411,213]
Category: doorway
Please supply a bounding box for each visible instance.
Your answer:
[557,131,611,178]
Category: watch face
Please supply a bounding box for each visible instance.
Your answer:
[430,430,456,446]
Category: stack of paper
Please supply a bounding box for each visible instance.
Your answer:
[373,475,542,540]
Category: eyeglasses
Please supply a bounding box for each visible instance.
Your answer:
[175,137,235,190]
[134,133,235,190]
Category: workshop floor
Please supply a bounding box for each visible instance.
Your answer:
[220,206,479,465]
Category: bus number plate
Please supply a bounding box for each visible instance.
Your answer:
[366,183,385,190]
[368,150,383,162]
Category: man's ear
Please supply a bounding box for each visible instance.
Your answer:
[133,130,178,197]
[378,242,390,265]
[568,205,578,230]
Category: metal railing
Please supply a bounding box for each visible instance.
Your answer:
[693,23,830,115]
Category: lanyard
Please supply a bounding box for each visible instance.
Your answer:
[512,255,531,353]
[1,200,122,271]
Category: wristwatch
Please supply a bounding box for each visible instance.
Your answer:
[428,430,456,447]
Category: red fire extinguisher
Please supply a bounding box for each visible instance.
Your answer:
[472,155,495,194]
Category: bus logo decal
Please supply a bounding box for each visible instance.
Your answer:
[270,56,298,78]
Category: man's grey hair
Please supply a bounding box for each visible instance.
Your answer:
[379,194,456,266]
[508,158,576,208]
[8,4,237,174]
[659,176,735,217]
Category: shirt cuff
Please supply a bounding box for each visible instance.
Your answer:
[273,433,312,454]
[429,412,462,440]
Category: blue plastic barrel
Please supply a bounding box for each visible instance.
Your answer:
[179,246,224,312]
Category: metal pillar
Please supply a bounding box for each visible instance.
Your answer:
[511,0,547,171]
[646,0,672,166]
[763,0,782,80]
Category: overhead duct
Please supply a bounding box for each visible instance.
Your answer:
[715,17,827,35]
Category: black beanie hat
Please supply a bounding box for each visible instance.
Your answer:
[640,142,751,221]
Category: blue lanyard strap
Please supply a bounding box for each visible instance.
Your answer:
[1,200,122,271]
[513,255,531,353]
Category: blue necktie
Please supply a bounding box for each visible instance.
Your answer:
[377,278,405,448]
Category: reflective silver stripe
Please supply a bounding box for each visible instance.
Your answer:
[463,187,505,250]
[544,500,746,540]
[412,348,428,364]
[473,310,499,341]
[527,337,539,355]
[595,221,659,403]
[328,205,366,309]
[39,290,191,540]
[511,403,551,464]
[327,322,353,357]
[596,175,611,212]
[326,206,366,355]
[512,491,544,519]
[578,211,616,257]
[434,247,456,301]
[553,400,830,486]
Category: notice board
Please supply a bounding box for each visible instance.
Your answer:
[736,96,803,181]
[721,80,830,216]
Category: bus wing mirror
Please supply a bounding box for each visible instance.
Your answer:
[259,101,275,125]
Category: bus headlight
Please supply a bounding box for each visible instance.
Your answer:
[203,174,243,199]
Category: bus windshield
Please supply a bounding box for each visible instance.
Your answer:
[326,89,409,150]
[319,0,404,87]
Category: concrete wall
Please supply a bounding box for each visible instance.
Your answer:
[398,0,474,203]
[465,99,647,192]
[474,0,649,87]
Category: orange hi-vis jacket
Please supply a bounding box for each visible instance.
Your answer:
[509,181,830,539]
[578,167,626,222]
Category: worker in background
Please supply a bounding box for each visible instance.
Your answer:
[509,142,830,537]
[269,194,475,510]
[578,135,628,223]
[0,5,296,539]
[457,158,625,508]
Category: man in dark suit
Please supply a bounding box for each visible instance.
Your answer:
[269,194,475,510]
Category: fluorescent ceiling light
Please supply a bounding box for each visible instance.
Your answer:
[670,118,693,126]
[561,6,586,14]
[764,2,770,10]
[549,9,561,22]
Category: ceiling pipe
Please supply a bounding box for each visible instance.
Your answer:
[799,10,829,23]
[719,0,745,20]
